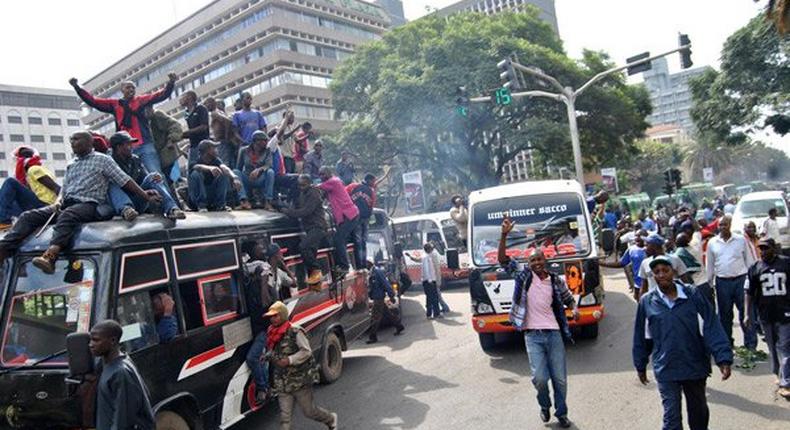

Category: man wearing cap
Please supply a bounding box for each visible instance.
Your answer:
[366,260,404,344]
[673,231,713,305]
[638,233,690,300]
[281,175,329,285]
[188,139,240,211]
[302,140,323,181]
[0,131,161,273]
[746,238,790,399]
[706,214,757,349]
[335,151,355,185]
[108,131,185,221]
[633,255,733,430]
[264,301,338,430]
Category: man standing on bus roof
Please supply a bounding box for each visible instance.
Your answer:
[498,217,579,428]
[317,166,359,276]
[0,131,161,274]
[449,195,469,247]
[264,301,337,430]
[89,320,156,430]
[281,174,328,285]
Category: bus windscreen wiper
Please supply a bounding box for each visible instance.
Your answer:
[0,349,68,374]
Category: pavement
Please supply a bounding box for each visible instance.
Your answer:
[235,268,790,429]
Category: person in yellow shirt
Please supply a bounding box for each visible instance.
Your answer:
[0,146,60,230]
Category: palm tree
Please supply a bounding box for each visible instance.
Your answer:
[681,134,736,182]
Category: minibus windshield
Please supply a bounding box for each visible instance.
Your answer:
[471,193,591,266]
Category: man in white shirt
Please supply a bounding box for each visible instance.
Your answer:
[449,195,468,247]
[706,214,757,349]
[638,233,691,299]
[761,208,781,241]
[406,243,443,318]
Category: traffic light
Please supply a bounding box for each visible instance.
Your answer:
[455,86,469,117]
[497,58,520,91]
[493,87,512,106]
[679,34,693,69]
[671,168,682,190]
[663,169,675,195]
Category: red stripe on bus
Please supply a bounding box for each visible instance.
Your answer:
[187,345,227,368]
[291,299,339,323]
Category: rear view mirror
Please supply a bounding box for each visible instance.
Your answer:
[600,228,615,253]
[66,332,93,377]
[446,249,460,270]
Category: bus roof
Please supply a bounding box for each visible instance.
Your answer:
[468,180,584,205]
[7,210,300,253]
[392,211,451,225]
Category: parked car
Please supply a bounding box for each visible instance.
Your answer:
[732,191,790,251]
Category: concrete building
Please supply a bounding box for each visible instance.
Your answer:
[645,123,689,145]
[374,0,406,27]
[643,57,709,133]
[435,0,559,34]
[0,84,83,185]
[81,0,390,137]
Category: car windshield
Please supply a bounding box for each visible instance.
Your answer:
[1,257,95,366]
[366,231,390,263]
[471,192,591,266]
[737,199,787,218]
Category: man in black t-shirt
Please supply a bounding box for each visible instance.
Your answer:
[180,90,210,167]
[746,238,790,399]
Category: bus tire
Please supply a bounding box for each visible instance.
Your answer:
[319,331,343,384]
[478,333,496,351]
[155,410,191,430]
[581,323,599,339]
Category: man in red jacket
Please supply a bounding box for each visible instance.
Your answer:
[69,73,177,174]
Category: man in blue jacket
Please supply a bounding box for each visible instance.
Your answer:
[366,260,404,344]
[633,255,733,430]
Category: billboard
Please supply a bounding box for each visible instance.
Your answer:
[600,167,618,193]
[402,170,425,213]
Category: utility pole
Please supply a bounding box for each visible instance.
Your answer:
[473,42,692,187]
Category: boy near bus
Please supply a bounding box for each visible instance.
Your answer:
[264,301,337,430]
[633,256,733,430]
[89,320,155,430]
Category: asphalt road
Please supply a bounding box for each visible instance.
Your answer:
[235,268,790,429]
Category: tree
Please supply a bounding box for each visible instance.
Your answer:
[621,139,683,198]
[329,9,651,190]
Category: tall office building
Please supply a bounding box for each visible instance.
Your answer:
[81,0,390,137]
[374,0,406,26]
[436,0,558,34]
[0,84,83,185]
[643,57,709,133]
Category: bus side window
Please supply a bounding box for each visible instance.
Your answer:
[178,273,240,330]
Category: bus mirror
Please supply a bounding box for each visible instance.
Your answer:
[600,228,615,253]
[447,249,460,270]
[66,332,93,377]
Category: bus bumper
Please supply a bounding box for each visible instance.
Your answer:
[472,304,605,334]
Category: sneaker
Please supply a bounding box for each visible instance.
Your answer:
[198,207,208,213]
[328,412,338,430]
[167,208,186,220]
[779,387,790,399]
[0,222,11,231]
[540,409,550,423]
[307,270,323,284]
[557,416,572,428]
[121,206,139,222]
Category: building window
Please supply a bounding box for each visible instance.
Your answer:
[7,116,22,124]
[10,134,24,142]
[52,152,67,160]
[0,172,8,178]
[0,152,5,160]
[28,117,42,125]
[55,169,66,177]
[50,135,64,143]
[66,119,80,127]
[48,118,62,126]
[0,134,3,141]
[30,135,45,143]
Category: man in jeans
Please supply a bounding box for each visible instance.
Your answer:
[0,146,60,230]
[317,166,359,275]
[405,243,443,319]
[498,217,579,428]
[706,214,757,349]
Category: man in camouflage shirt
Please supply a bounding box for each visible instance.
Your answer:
[264,301,337,430]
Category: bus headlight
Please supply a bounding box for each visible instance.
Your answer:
[476,302,495,314]
[579,293,596,306]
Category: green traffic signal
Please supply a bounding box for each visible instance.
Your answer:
[456,105,469,117]
[494,87,512,106]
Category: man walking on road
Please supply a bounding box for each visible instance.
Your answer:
[406,243,443,319]
[265,301,337,430]
[706,214,757,349]
[746,238,790,399]
[366,260,404,344]
[498,217,579,428]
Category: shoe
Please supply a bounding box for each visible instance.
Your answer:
[198,207,208,213]
[540,409,550,423]
[557,416,572,428]
[394,326,404,336]
[0,222,11,231]
[239,200,252,210]
[122,206,139,222]
[255,389,268,403]
[328,412,338,430]
[366,338,378,344]
[779,387,790,399]
[307,270,323,284]
[263,202,275,211]
[32,245,60,275]
[167,208,186,220]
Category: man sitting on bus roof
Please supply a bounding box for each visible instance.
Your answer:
[188,139,241,212]
[280,174,327,285]
[0,131,162,274]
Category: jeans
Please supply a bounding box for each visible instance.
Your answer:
[437,287,451,313]
[422,281,441,317]
[0,201,99,252]
[353,217,369,268]
[134,142,162,175]
[277,386,334,430]
[0,178,45,223]
[218,140,238,170]
[245,331,269,391]
[524,330,568,418]
[301,228,328,272]
[333,216,359,270]
[108,173,178,215]
[188,170,229,210]
[187,144,199,169]
[657,379,708,430]
[763,321,790,388]
[234,168,274,201]
[715,275,757,349]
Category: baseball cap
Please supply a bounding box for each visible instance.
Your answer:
[263,301,288,320]
[758,237,776,248]
[109,131,138,146]
[645,233,665,246]
[265,243,282,259]
[251,130,268,142]
[648,255,673,270]
[197,139,220,155]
